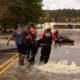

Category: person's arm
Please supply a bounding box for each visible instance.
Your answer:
[37,32,45,44]
[52,33,62,46]
[28,34,33,40]
[52,33,57,41]
[27,31,34,43]
[25,29,32,40]
[7,34,14,46]
[40,32,45,39]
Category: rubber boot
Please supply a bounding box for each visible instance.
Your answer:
[44,58,48,64]
[28,56,35,63]
[19,55,25,66]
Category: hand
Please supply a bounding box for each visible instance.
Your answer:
[58,43,61,47]
[7,41,9,46]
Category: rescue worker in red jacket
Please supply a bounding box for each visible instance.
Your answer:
[39,25,60,64]
[26,22,36,62]
[53,29,59,38]
[53,29,62,46]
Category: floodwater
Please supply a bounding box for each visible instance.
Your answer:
[1,29,80,80]
[1,47,80,80]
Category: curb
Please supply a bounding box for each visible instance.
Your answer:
[0,36,16,53]
[0,48,17,53]
[0,36,9,39]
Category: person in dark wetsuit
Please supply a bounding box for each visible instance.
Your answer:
[39,25,60,64]
[26,22,37,62]
[53,30,59,38]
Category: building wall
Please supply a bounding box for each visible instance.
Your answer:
[54,25,80,29]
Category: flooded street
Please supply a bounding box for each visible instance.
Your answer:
[1,29,80,80]
[1,0,80,79]
[0,51,16,65]
[0,47,80,80]
[1,64,80,80]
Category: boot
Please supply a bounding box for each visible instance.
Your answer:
[19,55,25,66]
[28,57,35,62]
[44,59,48,64]
[21,59,24,65]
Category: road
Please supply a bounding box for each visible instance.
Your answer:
[50,46,80,66]
[0,51,17,65]
[0,47,80,80]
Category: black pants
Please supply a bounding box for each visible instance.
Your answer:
[17,44,27,55]
[27,39,38,62]
[27,39,33,58]
[40,45,51,63]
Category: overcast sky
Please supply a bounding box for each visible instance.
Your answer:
[42,0,80,10]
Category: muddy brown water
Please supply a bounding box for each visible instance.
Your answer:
[1,60,80,80]
[1,47,80,80]
[1,29,80,80]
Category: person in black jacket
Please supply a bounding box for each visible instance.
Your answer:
[39,25,60,64]
[26,22,37,62]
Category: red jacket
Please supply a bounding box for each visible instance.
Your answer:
[26,27,36,39]
[40,32,57,45]
[40,32,57,41]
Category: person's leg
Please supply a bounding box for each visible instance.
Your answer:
[16,45,24,65]
[28,43,38,62]
[20,54,25,65]
[28,43,35,62]
[19,54,21,65]
[31,43,34,56]
[28,43,34,62]
[19,44,27,65]
[44,46,51,64]
[26,46,30,60]
[26,39,31,60]
[40,46,46,62]
[33,43,39,60]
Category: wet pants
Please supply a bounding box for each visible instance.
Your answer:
[27,40,38,62]
[40,45,51,63]
[27,40,33,59]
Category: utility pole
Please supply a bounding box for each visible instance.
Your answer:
[47,7,50,25]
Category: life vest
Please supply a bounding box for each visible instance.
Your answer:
[42,31,52,45]
[26,27,36,40]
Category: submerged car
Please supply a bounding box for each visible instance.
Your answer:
[57,36,74,43]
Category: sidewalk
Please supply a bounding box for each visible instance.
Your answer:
[0,36,9,39]
[0,39,16,52]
